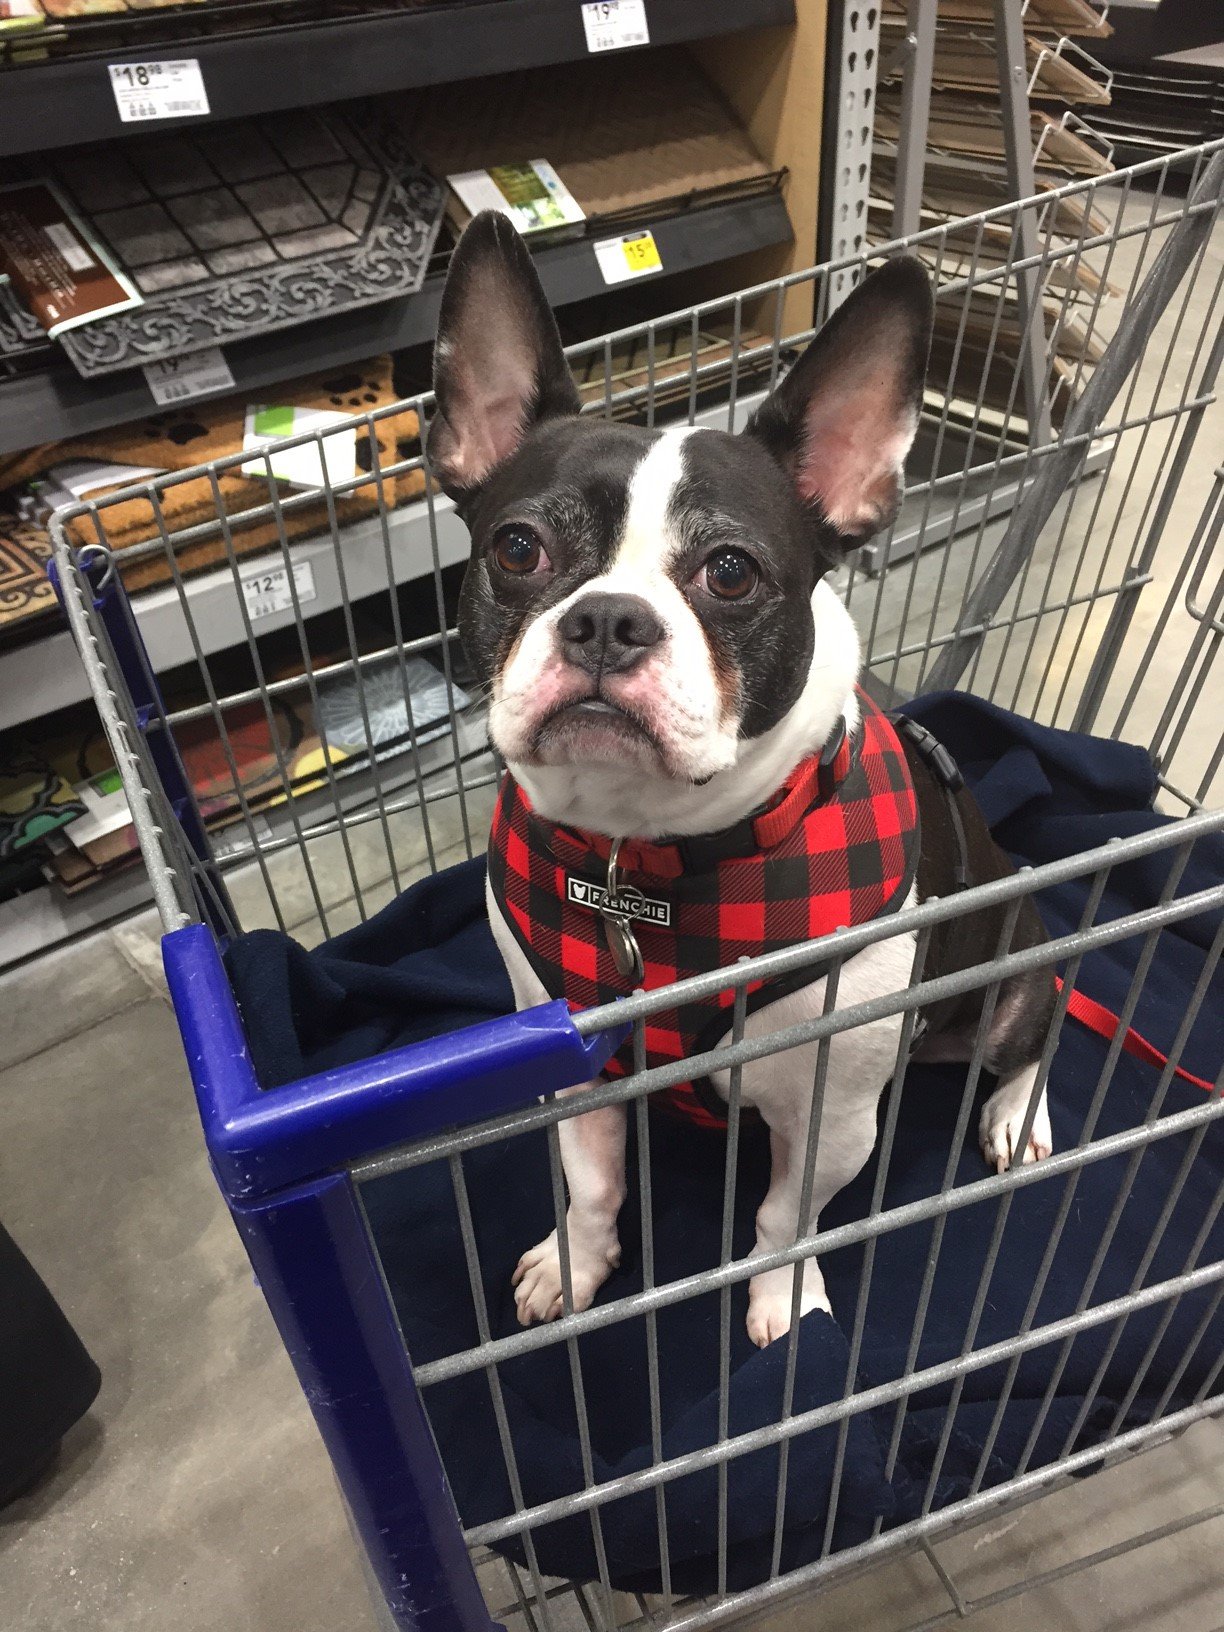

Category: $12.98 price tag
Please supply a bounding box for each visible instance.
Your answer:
[108,59,210,123]
[240,560,317,624]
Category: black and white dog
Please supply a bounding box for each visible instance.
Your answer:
[429,212,1055,1347]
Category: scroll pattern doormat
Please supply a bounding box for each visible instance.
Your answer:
[0,513,57,651]
[24,103,444,376]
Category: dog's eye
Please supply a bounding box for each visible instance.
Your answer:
[698,548,759,601]
[491,524,550,577]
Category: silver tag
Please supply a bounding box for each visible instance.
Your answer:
[600,835,645,984]
[602,912,645,982]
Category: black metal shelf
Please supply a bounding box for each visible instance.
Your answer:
[0,0,794,157]
[0,186,792,453]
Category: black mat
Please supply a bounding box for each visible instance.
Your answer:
[33,103,443,377]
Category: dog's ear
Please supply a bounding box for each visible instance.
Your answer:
[428,211,581,501]
[745,256,933,546]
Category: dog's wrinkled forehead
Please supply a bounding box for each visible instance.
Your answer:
[467,416,808,586]
[466,419,644,570]
[666,422,815,559]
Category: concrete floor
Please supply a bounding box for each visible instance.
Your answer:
[2,182,1223,1629]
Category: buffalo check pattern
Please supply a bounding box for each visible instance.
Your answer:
[487,693,919,1130]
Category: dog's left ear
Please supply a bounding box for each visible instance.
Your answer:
[745,256,933,546]
[428,210,581,502]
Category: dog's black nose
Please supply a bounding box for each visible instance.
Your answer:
[558,593,664,676]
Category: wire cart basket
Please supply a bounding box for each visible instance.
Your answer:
[51,138,1224,1632]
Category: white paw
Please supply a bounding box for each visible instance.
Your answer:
[746,1261,832,1348]
[511,1228,620,1326]
[980,1085,1054,1174]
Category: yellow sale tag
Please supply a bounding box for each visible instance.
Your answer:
[595,228,663,284]
[622,231,661,273]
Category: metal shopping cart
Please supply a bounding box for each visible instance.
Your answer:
[51,139,1224,1632]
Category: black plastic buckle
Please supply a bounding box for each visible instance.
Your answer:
[818,715,848,801]
[676,817,759,874]
[892,714,964,793]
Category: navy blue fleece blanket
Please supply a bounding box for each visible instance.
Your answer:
[226,695,1223,1592]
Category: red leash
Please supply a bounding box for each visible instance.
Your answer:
[1056,978,1218,1094]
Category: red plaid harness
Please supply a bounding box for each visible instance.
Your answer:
[486,692,920,1128]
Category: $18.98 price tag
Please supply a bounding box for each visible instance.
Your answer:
[108,59,210,123]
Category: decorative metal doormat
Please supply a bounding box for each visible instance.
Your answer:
[27,102,444,377]
[0,278,50,374]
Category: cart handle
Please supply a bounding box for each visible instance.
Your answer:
[163,922,624,1203]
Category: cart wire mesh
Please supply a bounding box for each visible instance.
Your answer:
[52,138,1224,1632]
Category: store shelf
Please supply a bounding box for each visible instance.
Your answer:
[0,383,771,733]
[0,186,792,455]
[0,0,794,157]
[211,707,495,871]
[0,716,494,973]
[0,863,156,971]
[0,491,470,733]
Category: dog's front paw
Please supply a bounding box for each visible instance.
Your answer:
[979,1081,1054,1174]
[746,1261,832,1348]
[512,1227,621,1326]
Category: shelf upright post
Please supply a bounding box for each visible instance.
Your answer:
[823,1,885,315]
[993,0,1055,447]
[890,0,938,240]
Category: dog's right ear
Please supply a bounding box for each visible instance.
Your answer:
[427,211,581,502]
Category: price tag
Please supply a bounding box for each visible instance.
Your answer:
[594,230,663,286]
[581,0,649,53]
[240,560,317,624]
[143,347,235,407]
[108,59,209,123]
[43,221,94,274]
